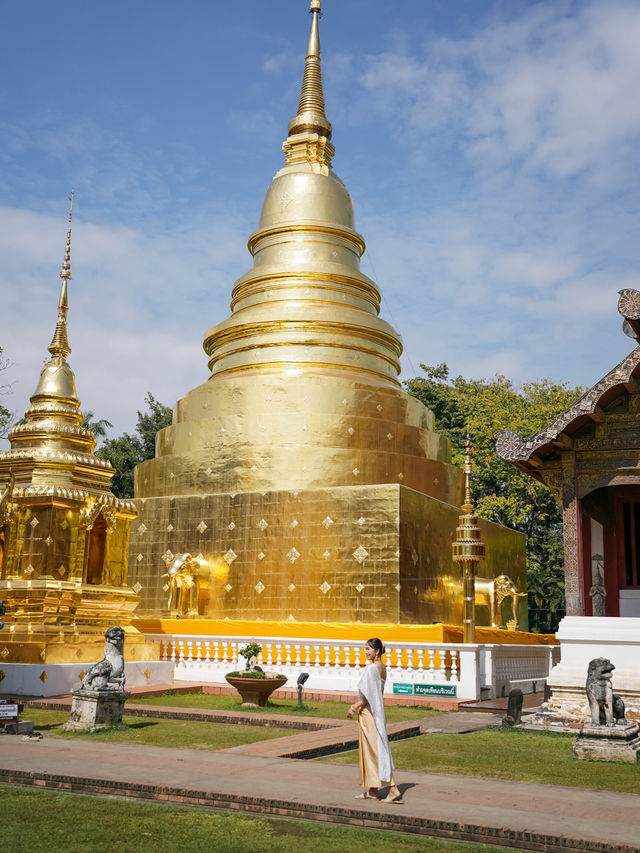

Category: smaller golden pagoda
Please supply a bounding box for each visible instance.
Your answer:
[0,195,154,672]
[452,436,486,643]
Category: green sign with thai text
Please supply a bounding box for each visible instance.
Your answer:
[392,683,457,697]
[414,683,457,697]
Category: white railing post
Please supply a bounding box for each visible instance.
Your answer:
[457,646,480,701]
[427,647,435,679]
[323,645,331,674]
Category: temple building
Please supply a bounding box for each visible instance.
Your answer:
[0,196,160,695]
[497,290,640,620]
[128,1,527,631]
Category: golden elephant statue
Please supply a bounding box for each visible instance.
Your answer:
[474,574,526,629]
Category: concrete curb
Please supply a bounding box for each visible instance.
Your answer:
[25,699,343,732]
[1,767,635,853]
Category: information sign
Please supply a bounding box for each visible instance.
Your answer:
[392,683,414,695]
[414,684,457,697]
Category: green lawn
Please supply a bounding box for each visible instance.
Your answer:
[26,709,293,750]
[324,728,640,794]
[0,786,520,853]
[131,691,440,722]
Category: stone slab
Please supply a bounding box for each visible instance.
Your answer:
[0,720,34,736]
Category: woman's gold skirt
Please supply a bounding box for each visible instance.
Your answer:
[358,706,395,787]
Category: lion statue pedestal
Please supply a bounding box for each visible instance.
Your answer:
[63,626,130,732]
[572,657,640,763]
[573,721,640,763]
[63,688,131,732]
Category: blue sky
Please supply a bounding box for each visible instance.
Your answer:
[2,0,640,439]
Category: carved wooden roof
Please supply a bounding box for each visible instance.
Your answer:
[496,347,640,465]
[496,290,640,469]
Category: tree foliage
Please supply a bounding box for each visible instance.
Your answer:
[0,347,14,440]
[405,364,585,633]
[81,411,113,441]
[98,394,172,498]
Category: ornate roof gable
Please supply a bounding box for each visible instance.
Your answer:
[496,290,640,465]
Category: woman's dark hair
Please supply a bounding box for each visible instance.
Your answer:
[367,637,385,657]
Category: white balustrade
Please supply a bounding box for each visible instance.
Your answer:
[145,633,558,702]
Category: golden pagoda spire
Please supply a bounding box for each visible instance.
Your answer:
[452,434,486,643]
[283,0,334,171]
[462,433,474,513]
[1,191,134,505]
[288,0,332,140]
[48,191,74,360]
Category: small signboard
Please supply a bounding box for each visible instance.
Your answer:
[0,702,19,735]
[415,683,457,697]
[392,683,457,697]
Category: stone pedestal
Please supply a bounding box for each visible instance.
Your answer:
[573,722,640,763]
[528,616,640,730]
[63,689,130,731]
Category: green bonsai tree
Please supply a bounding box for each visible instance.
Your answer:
[239,642,262,671]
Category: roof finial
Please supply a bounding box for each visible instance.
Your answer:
[452,433,485,644]
[287,0,332,139]
[48,192,74,360]
[462,433,474,513]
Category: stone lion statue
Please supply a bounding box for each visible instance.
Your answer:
[586,657,626,727]
[80,626,126,692]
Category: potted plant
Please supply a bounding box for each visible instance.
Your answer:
[225,642,287,707]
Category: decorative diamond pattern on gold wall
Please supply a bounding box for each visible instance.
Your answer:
[129,483,526,626]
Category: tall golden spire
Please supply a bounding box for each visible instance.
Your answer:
[462,434,474,513]
[288,0,332,140]
[48,191,74,360]
[452,435,486,642]
[2,190,130,504]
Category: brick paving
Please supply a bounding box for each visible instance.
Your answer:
[1,735,639,852]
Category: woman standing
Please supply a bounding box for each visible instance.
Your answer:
[347,638,402,803]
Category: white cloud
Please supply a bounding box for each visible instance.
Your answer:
[0,205,250,440]
[349,1,640,184]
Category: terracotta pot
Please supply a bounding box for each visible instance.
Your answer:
[225,675,287,706]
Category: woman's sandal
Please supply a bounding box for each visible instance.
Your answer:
[355,793,378,800]
[381,794,403,803]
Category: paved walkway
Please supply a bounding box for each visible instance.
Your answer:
[25,698,496,758]
[1,733,639,852]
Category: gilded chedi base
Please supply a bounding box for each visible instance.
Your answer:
[129,483,527,627]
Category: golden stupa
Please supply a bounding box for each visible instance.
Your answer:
[130,2,526,629]
[0,195,156,670]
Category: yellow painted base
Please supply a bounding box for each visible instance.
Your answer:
[133,617,556,646]
[0,630,161,666]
